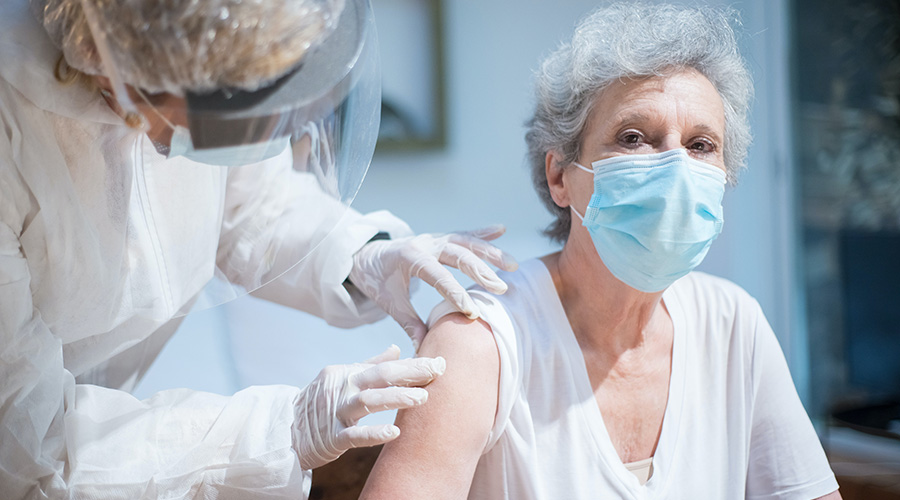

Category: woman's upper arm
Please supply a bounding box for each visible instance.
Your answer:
[745,301,841,499]
[360,312,501,500]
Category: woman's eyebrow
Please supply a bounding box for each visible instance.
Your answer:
[609,112,652,129]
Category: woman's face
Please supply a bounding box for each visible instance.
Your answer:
[564,68,727,217]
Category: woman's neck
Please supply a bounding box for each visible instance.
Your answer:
[542,233,670,358]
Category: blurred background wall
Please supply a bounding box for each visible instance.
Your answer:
[134,0,900,494]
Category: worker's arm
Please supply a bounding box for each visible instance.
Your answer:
[0,206,440,499]
[218,157,517,341]
[217,155,415,328]
[0,215,311,498]
[0,229,439,499]
[360,312,501,500]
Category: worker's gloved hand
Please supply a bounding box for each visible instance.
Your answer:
[349,225,519,348]
[293,345,445,470]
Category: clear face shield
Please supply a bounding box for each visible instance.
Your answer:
[77,0,381,318]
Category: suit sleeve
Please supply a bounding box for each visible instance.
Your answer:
[216,155,413,328]
[0,218,315,499]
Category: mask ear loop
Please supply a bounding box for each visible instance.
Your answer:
[131,87,186,155]
[572,162,593,174]
[79,0,146,130]
[570,205,585,222]
[133,88,179,131]
[570,161,592,222]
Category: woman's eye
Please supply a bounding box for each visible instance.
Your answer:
[688,138,716,153]
[619,132,643,147]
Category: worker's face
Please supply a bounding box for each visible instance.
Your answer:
[95,76,189,155]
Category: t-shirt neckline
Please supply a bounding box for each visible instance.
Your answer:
[531,259,687,496]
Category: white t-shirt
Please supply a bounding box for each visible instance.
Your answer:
[428,259,838,500]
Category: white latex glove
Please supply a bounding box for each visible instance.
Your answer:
[293,345,445,470]
[349,225,519,347]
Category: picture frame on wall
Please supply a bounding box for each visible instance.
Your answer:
[373,0,446,151]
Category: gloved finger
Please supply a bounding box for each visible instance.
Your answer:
[381,294,428,348]
[405,320,427,352]
[352,356,446,390]
[333,424,401,453]
[439,243,508,295]
[462,224,507,241]
[410,259,480,320]
[339,386,429,424]
[364,344,402,364]
[447,233,519,272]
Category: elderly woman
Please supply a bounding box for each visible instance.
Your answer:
[360,4,841,500]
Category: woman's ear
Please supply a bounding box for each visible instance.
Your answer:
[546,150,570,209]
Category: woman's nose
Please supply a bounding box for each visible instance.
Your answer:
[658,134,685,153]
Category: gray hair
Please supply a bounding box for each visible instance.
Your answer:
[526,2,754,244]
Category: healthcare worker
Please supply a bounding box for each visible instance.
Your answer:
[0,0,518,498]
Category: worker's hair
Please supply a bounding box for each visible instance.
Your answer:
[34,0,343,95]
[525,2,753,244]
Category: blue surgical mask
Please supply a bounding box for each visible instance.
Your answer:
[167,125,290,167]
[571,149,726,292]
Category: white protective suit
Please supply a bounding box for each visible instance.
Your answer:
[0,1,414,497]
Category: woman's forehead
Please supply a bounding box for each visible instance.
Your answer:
[588,70,725,133]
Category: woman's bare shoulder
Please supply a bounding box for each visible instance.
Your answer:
[360,313,500,499]
[421,312,499,361]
